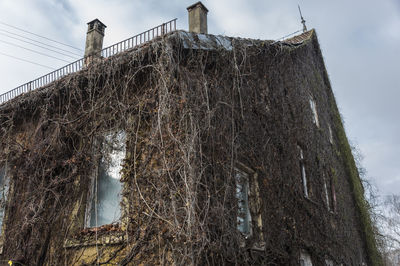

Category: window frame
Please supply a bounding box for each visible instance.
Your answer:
[0,163,11,254]
[234,163,265,250]
[84,130,126,229]
[299,250,313,266]
[298,146,309,198]
[309,96,320,128]
[234,167,252,237]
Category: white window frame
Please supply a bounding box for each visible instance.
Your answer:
[298,146,308,198]
[309,97,319,128]
[323,174,331,211]
[85,131,126,228]
[328,124,333,144]
[325,259,334,266]
[299,250,313,266]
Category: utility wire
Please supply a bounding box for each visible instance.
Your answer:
[0,28,82,57]
[0,39,70,63]
[0,21,83,51]
[0,51,55,70]
[0,32,80,60]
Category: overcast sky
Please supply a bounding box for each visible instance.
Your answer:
[0,0,399,198]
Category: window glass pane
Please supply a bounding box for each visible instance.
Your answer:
[309,97,319,127]
[89,131,125,227]
[235,168,251,236]
[298,146,308,198]
[0,167,9,230]
[328,124,333,144]
[325,259,334,266]
[323,176,330,211]
[301,163,308,198]
[300,251,313,266]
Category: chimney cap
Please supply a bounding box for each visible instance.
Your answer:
[87,18,107,28]
[187,1,208,13]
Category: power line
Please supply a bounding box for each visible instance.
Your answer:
[0,39,71,63]
[0,51,55,70]
[0,28,82,57]
[0,32,80,60]
[0,21,83,51]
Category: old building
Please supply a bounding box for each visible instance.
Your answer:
[0,2,381,265]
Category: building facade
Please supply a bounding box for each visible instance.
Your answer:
[0,3,381,265]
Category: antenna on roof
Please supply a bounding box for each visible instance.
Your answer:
[298,5,307,32]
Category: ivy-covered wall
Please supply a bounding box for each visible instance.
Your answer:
[0,30,381,265]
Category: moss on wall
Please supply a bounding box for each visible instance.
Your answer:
[331,99,383,265]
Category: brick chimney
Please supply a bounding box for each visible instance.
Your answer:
[84,19,106,59]
[187,2,208,34]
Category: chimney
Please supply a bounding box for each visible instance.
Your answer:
[187,2,208,34]
[84,19,106,60]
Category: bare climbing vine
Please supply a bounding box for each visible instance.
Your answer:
[0,32,378,265]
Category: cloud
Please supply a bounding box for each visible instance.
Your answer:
[0,0,399,198]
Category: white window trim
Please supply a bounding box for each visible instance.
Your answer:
[300,250,313,266]
[309,97,320,128]
[328,124,333,144]
[323,174,331,211]
[298,146,308,198]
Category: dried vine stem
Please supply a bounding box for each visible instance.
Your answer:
[0,32,374,265]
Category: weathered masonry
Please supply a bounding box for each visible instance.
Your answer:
[0,2,381,265]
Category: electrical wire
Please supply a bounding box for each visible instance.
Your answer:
[0,21,83,51]
[0,28,82,57]
[0,32,80,60]
[0,51,55,70]
[0,39,71,63]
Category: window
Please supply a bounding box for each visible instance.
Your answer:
[235,167,252,237]
[299,250,313,266]
[0,167,9,232]
[309,97,319,128]
[323,173,337,212]
[328,124,333,144]
[323,175,331,211]
[331,179,337,212]
[85,131,126,228]
[298,146,308,198]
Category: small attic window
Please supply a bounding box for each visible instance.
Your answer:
[309,97,319,128]
[298,146,308,198]
[86,131,126,228]
[299,250,313,266]
[235,167,252,237]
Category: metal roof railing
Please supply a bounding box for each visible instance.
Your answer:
[0,18,177,105]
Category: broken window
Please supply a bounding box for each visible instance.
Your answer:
[309,97,319,128]
[298,146,308,198]
[86,131,126,228]
[235,167,252,237]
[299,250,313,266]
